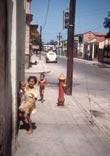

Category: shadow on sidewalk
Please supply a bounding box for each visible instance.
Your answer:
[19,122,37,131]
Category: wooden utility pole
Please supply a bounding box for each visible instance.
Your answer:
[57,32,62,55]
[39,25,42,60]
[57,32,62,47]
[65,0,76,95]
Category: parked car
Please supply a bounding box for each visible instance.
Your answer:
[46,51,57,63]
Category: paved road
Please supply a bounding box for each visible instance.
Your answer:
[15,55,110,156]
[46,56,110,135]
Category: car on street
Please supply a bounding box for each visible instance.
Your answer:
[46,51,57,63]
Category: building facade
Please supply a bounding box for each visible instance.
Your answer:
[0,0,26,156]
[25,0,33,68]
[99,34,110,64]
[83,31,106,60]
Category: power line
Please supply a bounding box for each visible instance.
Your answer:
[43,0,51,29]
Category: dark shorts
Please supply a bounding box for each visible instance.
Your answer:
[40,86,45,89]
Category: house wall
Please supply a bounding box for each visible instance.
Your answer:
[0,0,26,156]
[77,43,84,58]
[83,32,106,60]
[26,0,31,13]
[99,38,110,63]
[25,22,30,68]
[25,0,32,68]
[10,0,26,154]
[0,1,12,156]
[99,39,110,48]
[83,32,95,42]
[62,40,67,56]
[17,0,26,81]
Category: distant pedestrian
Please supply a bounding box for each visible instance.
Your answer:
[38,73,46,103]
[18,76,38,134]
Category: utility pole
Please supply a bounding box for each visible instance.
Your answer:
[57,32,62,55]
[65,0,76,95]
[39,25,42,60]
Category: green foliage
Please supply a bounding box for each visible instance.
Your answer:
[103,17,110,28]
[30,33,42,49]
[31,37,40,45]
[103,13,110,32]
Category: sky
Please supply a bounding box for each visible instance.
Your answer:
[31,0,110,43]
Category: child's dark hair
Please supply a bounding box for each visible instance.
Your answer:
[40,73,45,77]
[27,76,37,84]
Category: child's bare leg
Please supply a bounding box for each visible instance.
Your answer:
[19,112,28,124]
[26,114,33,134]
[41,89,45,102]
[19,112,25,123]
[19,112,23,118]
[39,89,43,101]
[40,89,42,99]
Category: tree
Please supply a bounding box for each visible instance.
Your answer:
[30,25,41,48]
[103,12,110,33]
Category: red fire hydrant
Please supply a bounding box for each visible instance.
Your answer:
[57,73,66,106]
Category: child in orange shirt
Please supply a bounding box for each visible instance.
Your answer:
[38,73,46,103]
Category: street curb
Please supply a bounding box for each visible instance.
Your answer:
[75,58,110,68]
[25,61,51,74]
[25,70,51,74]
[74,58,99,65]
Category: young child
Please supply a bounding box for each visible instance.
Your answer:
[18,76,38,134]
[38,73,46,103]
[18,81,28,125]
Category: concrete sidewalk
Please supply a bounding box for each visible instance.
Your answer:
[14,57,110,156]
[25,57,110,137]
[25,60,51,74]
